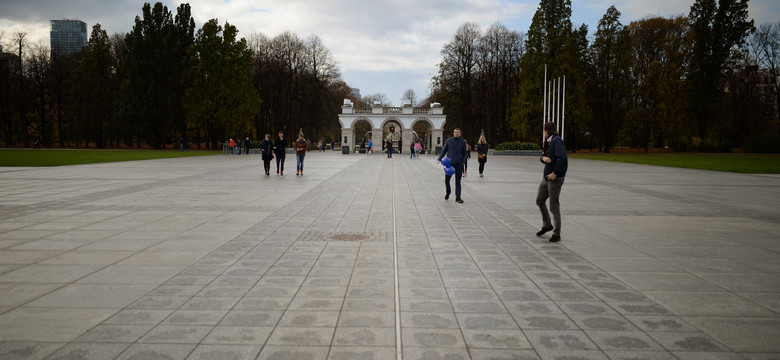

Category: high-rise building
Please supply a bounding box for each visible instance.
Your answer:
[50,20,87,55]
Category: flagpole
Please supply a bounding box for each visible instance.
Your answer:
[543,65,547,143]
[562,75,566,141]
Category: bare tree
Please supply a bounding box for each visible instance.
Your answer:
[438,22,481,136]
[749,22,780,128]
[401,89,417,106]
[12,32,28,146]
[26,42,52,146]
[362,93,390,107]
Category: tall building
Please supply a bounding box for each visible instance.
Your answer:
[50,20,87,55]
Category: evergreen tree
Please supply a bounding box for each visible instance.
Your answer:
[688,0,754,138]
[72,24,116,148]
[182,19,260,149]
[587,6,633,153]
[118,2,193,149]
[510,0,588,148]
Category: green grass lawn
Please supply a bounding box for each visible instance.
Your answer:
[570,152,780,174]
[0,149,221,167]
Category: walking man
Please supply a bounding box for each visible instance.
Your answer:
[273,131,287,176]
[437,128,468,203]
[536,121,568,242]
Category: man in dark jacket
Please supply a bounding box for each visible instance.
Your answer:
[273,131,287,176]
[437,128,468,203]
[536,121,568,242]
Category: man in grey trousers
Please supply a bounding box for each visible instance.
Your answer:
[536,122,568,242]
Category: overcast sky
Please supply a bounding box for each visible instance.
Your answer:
[1,0,777,106]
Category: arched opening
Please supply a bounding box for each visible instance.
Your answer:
[412,119,433,154]
[353,119,372,153]
[382,119,403,153]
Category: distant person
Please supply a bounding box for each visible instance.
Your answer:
[463,141,471,176]
[236,139,242,155]
[437,128,468,203]
[294,133,308,176]
[229,138,235,155]
[368,139,373,154]
[319,138,325,152]
[34,138,40,150]
[179,136,184,151]
[386,137,393,158]
[409,141,415,159]
[245,137,250,155]
[476,135,488,177]
[536,121,568,243]
[415,141,422,158]
[261,134,273,176]
[274,131,287,176]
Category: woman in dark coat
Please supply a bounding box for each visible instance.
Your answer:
[476,135,488,177]
[261,134,274,176]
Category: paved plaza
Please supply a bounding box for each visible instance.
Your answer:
[0,151,779,360]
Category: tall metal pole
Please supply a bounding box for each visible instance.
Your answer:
[562,75,566,141]
[543,65,547,143]
[557,77,562,132]
[553,78,557,128]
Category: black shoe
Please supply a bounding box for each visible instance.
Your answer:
[445,194,450,200]
[536,226,554,237]
[549,234,561,242]
[456,198,463,203]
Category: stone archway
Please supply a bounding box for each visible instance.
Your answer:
[382,119,403,153]
[354,119,373,153]
[411,119,434,153]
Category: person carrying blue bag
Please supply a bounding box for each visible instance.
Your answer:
[437,128,468,203]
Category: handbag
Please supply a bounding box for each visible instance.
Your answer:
[478,153,486,161]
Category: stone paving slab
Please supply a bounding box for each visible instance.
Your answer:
[0,152,779,359]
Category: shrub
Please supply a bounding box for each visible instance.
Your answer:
[745,136,780,153]
[252,141,261,149]
[494,141,541,151]
[668,137,689,152]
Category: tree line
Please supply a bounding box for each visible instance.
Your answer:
[0,2,350,149]
[431,0,779,153]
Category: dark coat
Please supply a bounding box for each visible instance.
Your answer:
[541,134,568,178]
[438,137,468,164]
[476,143,488,162]
[274,137,287,156]
[261,139,274,160]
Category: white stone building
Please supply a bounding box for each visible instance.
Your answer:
[339,100,446,154]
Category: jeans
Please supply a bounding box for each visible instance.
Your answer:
[445,162,464,199]
[387,148,392,158]
[536,177,565,235]
[296,154,305,171]
[276,153,285,172]
[479,159,486,174]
